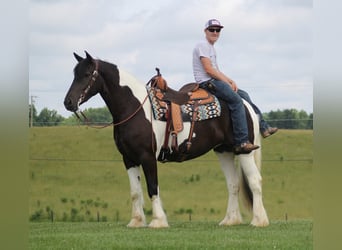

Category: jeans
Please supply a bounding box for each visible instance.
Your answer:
[237,89,269,133]
[200,79,249,145]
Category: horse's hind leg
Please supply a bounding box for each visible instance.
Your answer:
[216,151,243,226]
[239,154,269,227]
[127,167,146,227]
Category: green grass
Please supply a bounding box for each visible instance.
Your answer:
[29,127,312,223]
[29,220,312,250]
[29,127,313,248]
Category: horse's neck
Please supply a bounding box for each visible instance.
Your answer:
[118,68,147,102]
[98,64,146,122]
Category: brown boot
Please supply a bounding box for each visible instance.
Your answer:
[262,127,278,138]
[233,142,259,154]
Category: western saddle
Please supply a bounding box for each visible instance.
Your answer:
[147,68,217,162]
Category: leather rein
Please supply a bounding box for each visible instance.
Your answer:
[74,60,149,129]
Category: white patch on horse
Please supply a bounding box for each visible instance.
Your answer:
[149,194,169,228]
[127,167,146,227]
[216,151,243,226]
[118,68,189,158]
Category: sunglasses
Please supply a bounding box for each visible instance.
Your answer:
[208,28,221,33]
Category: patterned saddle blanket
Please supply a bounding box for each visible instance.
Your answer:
[147,86,221,122]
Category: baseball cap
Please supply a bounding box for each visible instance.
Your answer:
[205,19,224,29]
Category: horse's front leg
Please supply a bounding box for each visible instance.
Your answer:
[127,167,146,227]
[141,158,169,228]
[216,152,243,226]
[149,193,168,228]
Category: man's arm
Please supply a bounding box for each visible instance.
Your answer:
[200,57,238,92]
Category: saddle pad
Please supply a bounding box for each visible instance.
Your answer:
[181,97,221,121]
[147,87,168,121]
[147,87,221,121]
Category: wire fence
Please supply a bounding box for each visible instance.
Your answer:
[29,117,313,163]
[29,157,313,163]
[30,118,314,129]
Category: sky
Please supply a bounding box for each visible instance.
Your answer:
[29,0,312,118]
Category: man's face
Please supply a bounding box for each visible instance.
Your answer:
[205,26,222,44]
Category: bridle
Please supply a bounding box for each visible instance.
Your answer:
[77,60,99,109]
[74,59,149,128]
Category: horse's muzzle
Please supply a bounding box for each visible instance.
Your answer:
[64,96,78,112]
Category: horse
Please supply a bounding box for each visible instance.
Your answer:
[64,51,269,228]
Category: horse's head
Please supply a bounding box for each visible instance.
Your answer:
[64,51,102,112]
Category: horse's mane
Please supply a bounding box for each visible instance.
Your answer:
[99,59,118,72]
[96,60,120,86]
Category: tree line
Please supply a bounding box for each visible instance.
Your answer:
[29,105,313,129]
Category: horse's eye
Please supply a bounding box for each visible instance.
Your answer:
[84,72,91,77]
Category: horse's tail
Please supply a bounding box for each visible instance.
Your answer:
[240,168,253,211]
[254,132,262,172]
[239,101,263,212]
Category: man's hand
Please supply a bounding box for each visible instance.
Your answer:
[200,56,238,92]
[229,80,238,92]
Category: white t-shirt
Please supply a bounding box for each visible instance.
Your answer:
[192,40,219,83]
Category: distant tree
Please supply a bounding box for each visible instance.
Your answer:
[264,109,313,129]
[35,108,65,126]
[61,114,79,126]
[59,106,313,129]
[297,110,310,129]
[81,107,112,123]
[308,113,313,129]
[61,107,112,125]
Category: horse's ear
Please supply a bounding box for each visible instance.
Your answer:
[85,50,93,61]
[73,52,84,62]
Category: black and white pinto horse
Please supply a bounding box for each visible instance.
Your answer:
[64,51,269,228]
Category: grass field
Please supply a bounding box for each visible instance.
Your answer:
[29,220,312,249]
[29,127,312,248]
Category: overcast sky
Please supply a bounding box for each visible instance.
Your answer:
[29,0,312,118]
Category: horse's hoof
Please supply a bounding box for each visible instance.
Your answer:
[127,217,146,228]
[250,217,269,227]
[219,212,243,226]
[219,217,242,226]
[148,219,169,228]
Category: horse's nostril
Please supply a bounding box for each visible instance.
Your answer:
[64,97,73,109]
[64,98,70,106]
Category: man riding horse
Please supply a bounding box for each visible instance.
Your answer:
[192,19,278,154]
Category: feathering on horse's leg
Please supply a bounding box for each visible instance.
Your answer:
[239,154,269,227]
[140,158,169,228]
[149,193,169,228]
[216,152,243,226]
[127,167,146,228]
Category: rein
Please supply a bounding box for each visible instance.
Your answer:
[74,60,150,128]
[74,94,148,129]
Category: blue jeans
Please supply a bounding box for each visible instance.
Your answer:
[200,79,249,145]
[237,89,269,133]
